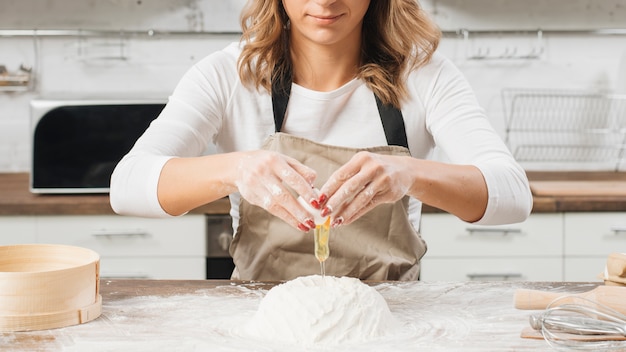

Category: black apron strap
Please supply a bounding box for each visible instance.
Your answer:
[374,95,409,148]
[271,75,408,148]
[272,69,291,133]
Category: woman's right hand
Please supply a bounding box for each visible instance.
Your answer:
[234,150,320,232]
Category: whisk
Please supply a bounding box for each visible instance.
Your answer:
[530,295,626,351]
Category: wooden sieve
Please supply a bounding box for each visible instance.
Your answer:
[0,244,102,332]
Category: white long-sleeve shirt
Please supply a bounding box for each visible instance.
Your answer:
[110,42,533,231]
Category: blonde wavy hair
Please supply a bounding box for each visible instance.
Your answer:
[237,0,441,109]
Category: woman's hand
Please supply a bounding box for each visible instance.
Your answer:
[235,150,321,232]
[318,152,414,227]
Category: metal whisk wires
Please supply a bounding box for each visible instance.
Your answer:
[531,295,626,351]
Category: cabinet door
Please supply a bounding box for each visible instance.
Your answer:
[420,213,563,257]
[99,257,206,280]
[563,257,606,282]
[0,216,37,245]
[35,214,206,256]
[564,212,626,282]
[420,257,563,281]
[564,212,626,256]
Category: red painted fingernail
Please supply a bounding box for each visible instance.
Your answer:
[331,217,344,228]
[318,193,328,204]
[310,199,320,209]
[297,223,310,232]
[305,219,316,229]
[320,205,332,217]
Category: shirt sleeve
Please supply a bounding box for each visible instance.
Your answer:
[419,55,533,225]
[110,49,231,218]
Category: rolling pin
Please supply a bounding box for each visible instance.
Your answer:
[514,285,626,315]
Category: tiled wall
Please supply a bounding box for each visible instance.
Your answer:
[1,0,625,172]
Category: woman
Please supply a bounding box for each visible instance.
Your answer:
[110,0,533,281]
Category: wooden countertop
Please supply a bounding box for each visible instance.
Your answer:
[0,173,230,216]
[525,171,626,212]
[1,172,625,216]
[0,279,604,351]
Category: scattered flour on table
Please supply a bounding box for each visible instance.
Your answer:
[240,275,399,346]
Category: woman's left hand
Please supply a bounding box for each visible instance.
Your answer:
[318,151,414,227]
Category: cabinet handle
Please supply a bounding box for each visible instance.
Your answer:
[466,273,523,280]
[91,229,149,238]
[217,232,232,251]
[610,226,626,235]
[466,228,522,236]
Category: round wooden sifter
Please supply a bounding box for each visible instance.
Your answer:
[0,244,102,332]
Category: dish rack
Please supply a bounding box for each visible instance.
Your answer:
[502,88,626,171]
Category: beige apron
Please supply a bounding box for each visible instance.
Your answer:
[229,133,427,281]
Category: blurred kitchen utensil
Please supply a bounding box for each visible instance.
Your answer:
[0,244,102,332]
[603,252,626,286]
[514,285,626,315]
[529,295,626,350]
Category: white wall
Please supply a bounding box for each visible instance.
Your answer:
[1,0,625,172]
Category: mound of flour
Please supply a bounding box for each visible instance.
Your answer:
[242,275,398,346]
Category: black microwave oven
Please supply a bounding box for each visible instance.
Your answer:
[30,99,166,194]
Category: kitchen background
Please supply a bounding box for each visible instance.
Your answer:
[1,0,625,282]
[1,0,626,172]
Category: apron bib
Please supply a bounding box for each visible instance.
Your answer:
[229,75,426,281]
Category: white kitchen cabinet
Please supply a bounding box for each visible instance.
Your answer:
[419,213,563,281]
[0,216,37,244]
[35,214,206,279]
[563,258,606,283]
[420,257,563,281]
[564,212,626,256]
[35,215,205,257]
[99,257,205,280]
[421,211,626,282]
[0,214,207,280]
[420,213,562,257]
[563,212,626,282]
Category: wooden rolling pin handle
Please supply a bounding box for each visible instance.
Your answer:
[514,289,562,310]
[514,286,626,314]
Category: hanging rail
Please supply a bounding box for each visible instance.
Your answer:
[0,29,243,37]
[0,28,625,38]
[442,28,626,36]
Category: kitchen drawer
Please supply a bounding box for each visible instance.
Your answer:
[564,212,626,256]
[35,215,205,256]
[99,257,206,280]
[563,257,607,282]
[420,213,563,257]
[420,257,563,281]
[0,216,36,244]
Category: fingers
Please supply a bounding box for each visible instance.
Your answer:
[319,152,411,227]
[283,156,320,209]
[319,152,376,219]
[334,183,384,226]
[235,149,413,232]
[236,151,319,232]
[243,177,317,232]
[318,162,361,218]
[262,188,317,231]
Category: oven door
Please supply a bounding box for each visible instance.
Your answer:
[206,215,235,279]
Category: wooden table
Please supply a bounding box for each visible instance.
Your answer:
[0,279,607,351]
